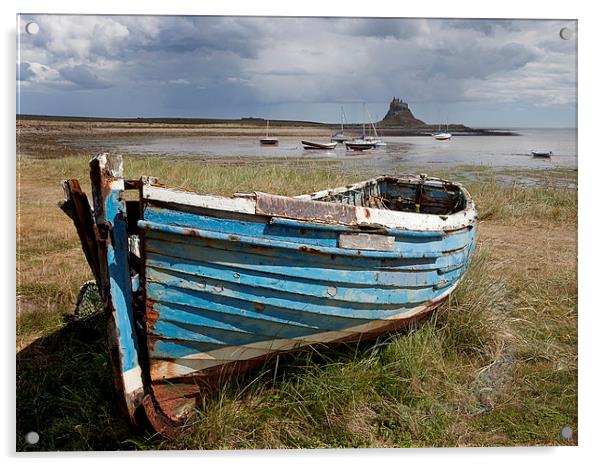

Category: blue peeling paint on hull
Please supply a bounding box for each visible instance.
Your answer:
[63,155,477,434]
[141,205,477,383]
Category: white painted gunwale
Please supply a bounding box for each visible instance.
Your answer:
[141,176,477,233]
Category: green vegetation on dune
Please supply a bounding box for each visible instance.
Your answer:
[16,155,577,450]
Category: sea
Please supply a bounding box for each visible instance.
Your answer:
[100,127,577,176]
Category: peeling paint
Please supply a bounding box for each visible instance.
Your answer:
[62,153,477,438]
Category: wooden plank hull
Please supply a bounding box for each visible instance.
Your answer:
[62,155,477,436]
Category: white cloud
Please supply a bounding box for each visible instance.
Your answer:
[17,61,63,85]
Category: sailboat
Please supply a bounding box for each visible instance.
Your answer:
[345,103,377,151]
[331,106,349,143]
[363,106,386,147]
[432,120,452,141]
[259,120,279,145]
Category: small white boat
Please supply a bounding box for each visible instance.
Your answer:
[260,120,279,145]
[531,150,553,158]
[432,121,452,141]
[331,106,349,143]
[344,103,383,151]
[360,136,386,147]
[302,140,338,150]
[364,106,386,147]
[331,132,348,143]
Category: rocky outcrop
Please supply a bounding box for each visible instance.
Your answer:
[379,97,426,127]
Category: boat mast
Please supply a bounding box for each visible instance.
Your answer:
[362,102,366,137]
[266,119,269,137]
[366,106,379,138]
[340,106,344,133]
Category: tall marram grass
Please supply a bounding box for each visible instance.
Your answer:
[466,176,577,225]
[16,156,577,449]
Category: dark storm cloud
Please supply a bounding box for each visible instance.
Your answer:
[418,42,539,80]
[253,69,312,77]
[16,15,576,125]
[334,17,421,39]
[132,17,264,58]
[59,65,112,89]
[446,19,521,36]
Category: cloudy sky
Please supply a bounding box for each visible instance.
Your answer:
[17,15,577,127]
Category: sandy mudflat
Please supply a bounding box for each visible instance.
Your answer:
[17,118,333,138]
[16,118,333,160]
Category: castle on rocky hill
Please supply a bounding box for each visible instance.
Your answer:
[379,97,426,127]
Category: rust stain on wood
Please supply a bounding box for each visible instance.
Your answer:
[256,192,357,224]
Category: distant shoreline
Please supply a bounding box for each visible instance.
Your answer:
[16,114,520,136]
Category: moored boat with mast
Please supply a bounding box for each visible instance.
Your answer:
[432,120,452,140]
[259,119,279,145]
[345,103,378,151]
[331,106,349,143]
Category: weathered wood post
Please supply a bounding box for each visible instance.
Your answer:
[89,153,145,424]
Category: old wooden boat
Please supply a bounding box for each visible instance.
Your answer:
[301,140,338,150]
[61,153,477,436]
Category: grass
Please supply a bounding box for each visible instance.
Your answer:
[16,151,577,450]
[466,177,577,226]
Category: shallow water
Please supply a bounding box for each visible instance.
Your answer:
[102,128,577,172]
